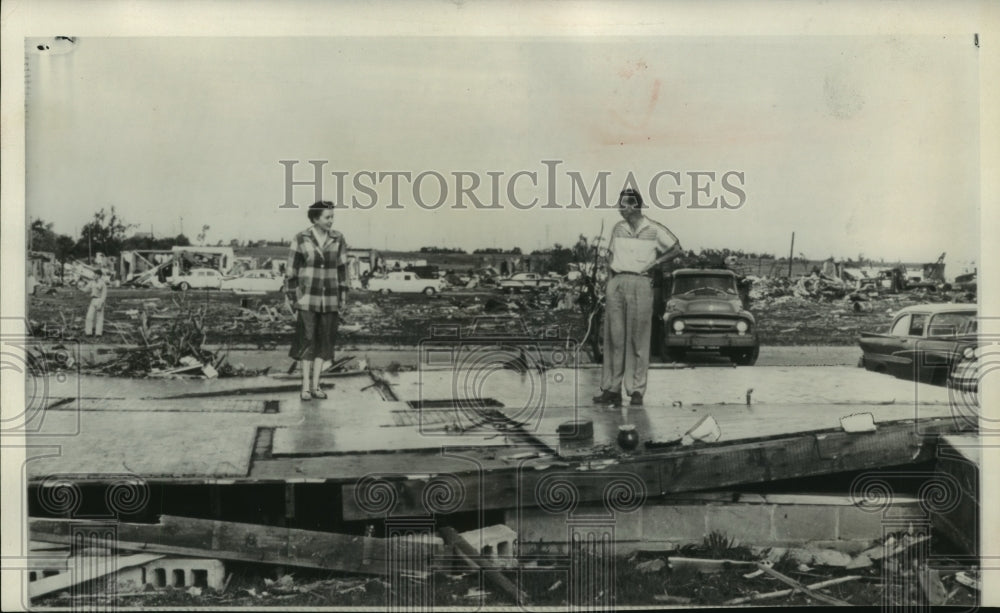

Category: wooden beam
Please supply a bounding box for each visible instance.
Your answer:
[754,562,851,606]
[30,516,440,576]
[724,575,862,605]
[439,527,529,605]
[342,420,949,519]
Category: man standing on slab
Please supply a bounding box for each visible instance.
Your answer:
[593,188,683,407]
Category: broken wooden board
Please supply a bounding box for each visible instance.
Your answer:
[29,553,163,599]
[25,412,256,478]
[29,516,440,576]
[341,419,955,519]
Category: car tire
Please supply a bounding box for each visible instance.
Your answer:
[379,288,391,294]
[730,346,759,366]
[423,287,436,296]
[666,348,686,363]
[178,282,190,291]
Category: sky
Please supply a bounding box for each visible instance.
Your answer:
[25,34,980,270]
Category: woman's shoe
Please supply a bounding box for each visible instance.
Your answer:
[310,388,328,400]
[300,390,312,401]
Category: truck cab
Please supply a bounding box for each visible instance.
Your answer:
[662,268,759,365]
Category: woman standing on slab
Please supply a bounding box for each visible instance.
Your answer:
[285,201,349,401]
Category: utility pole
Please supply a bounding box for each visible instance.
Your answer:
[787,232,795,278]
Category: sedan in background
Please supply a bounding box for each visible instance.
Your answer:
[859,304,977,385]
[221,269,284,293]
[170,268,223,291]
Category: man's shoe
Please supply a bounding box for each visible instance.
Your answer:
[630,392,644,407]
[592,390,622,407]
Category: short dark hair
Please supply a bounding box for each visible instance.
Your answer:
[618,188,643,209]
[94,269,104,276]
[307,201,335,222]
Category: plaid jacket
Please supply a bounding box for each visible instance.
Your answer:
[286,227,348,312]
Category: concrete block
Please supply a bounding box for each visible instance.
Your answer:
[706,505,771,543]
[643,505,707,543]
[773,506,838,541]
[507,504,641,544]
[459,525,518,568]
[123,558,226,591]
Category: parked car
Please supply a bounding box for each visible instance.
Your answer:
[367,271,445,295]
[858,304,977,385]
[497,272,560,293]
[948,344,979,397]
[170,268,223,291]
[220,269,284,293]
[661,268,759,365]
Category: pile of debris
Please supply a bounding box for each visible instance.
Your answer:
[92,297,263,378]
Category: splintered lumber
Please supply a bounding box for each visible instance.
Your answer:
[439,527,528,605]
[343,420,946,519]
[29,554,163,599]
[723,575,862,605]
[754,562,851,606]
[30,516,439,576]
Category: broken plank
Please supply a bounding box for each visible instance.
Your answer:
[342,421,950,518]
[30,516,440,576]
[658,421,941,495]
[439,527,528,605]
[723,575,862,605]
[29,553,163,599]
[754,562,851,606]
[342,459,661,520]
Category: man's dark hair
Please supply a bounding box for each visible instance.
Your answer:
[619,188,643,209]
[307,200,335,222]
[94,269,104,276]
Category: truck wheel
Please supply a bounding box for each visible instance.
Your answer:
[666,348,686,363]
[178,282,190,291]
[423,287,436,296]
[730,346,759,366]
[379,288,391,294]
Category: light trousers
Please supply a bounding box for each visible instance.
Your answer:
[600,273,653,396]
[85,300,104,336]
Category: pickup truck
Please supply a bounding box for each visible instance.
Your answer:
[858,303,977,386]
[497,273,560,293]
[662,268,759,365]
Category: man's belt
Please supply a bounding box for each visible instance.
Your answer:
[612,270,652,277]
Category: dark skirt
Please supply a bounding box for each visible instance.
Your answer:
[289,310,339,361]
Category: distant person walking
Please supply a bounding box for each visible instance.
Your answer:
[593,188,683,407]
[286,201,349,401]
[84,269,108,337]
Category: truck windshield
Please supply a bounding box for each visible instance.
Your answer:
[672,275,737,295]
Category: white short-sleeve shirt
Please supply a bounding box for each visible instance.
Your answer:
[609,216,679,274]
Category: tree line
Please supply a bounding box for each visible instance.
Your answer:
[30,207,190,264]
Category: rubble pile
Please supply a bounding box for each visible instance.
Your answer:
[90,297,267,378]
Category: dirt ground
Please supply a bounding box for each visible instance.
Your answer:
[27,284,936,350]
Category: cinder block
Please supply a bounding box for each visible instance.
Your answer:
[706,505,772,543]
[643,505,707,543]
[507,504,642,543]
[505,509,568,545]
[459,525,518,567]
[772,506,838,541]
[130,558,226,591]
